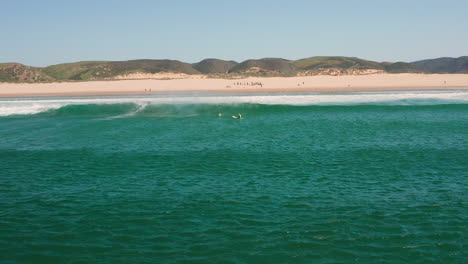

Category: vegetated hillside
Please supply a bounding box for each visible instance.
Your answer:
[383,62,424,73]
[104,60,201,76]
[228,58,297,76]
[294,56,383,70]
[411,56,468,73]
[193,59,238,74]
[0,63,54,82]
[44,60,200,80]
[43,61,109,80]
[1,56,468,83]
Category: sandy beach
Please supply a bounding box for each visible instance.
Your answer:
[1,74,468,96]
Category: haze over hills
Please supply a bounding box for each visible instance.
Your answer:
[1,56,467,83]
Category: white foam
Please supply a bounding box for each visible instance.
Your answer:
[0,91,467,116]
[0,101,66,116]
[103,102,149,120]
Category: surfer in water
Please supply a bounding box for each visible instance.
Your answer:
[218,112,222,117]
[232,113,243,119]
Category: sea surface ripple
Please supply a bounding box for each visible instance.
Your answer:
[1,92,467,263]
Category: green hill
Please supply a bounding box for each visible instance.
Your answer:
[193,59,238,74]
[228,58,297,76]
[1,56,467,83]
[43,61,109,80]
[44,60,200,81]
[294,56,383,70]
[411,56,468,73]
[103,59,200,76]
[383,62,424,73]
[0,63,54,82]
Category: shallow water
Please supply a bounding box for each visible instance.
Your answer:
[1,91,467,263]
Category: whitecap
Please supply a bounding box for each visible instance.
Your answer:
[0,90,467,116]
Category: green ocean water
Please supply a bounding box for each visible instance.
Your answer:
[1,92,467,263]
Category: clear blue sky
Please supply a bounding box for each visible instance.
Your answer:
[1,0,467,66]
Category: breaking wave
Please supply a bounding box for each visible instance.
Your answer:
[1,91,467,117]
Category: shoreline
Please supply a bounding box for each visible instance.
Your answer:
[1,74,468,97]
[1,87,467,99]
